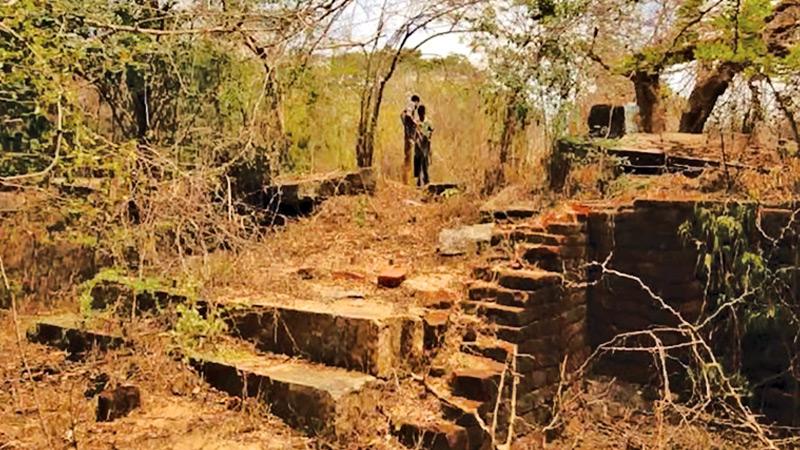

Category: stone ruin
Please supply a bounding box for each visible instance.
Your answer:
[24,195,800,449]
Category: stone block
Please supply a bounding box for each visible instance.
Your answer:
[223,296,423,378]
[424,310,450,350]
[450,355,506,402]
[438,223,494,256]
[97,385,141,422]
[27,315,125,357]
[378,268,407,288]
[395,420,471,450]
[496,269,561,292]
[190,349,378,439]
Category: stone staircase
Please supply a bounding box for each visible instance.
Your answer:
[25,275,505,449]
[24,205,595,449]
[459,209,592,428]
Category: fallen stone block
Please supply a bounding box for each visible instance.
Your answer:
[97,385,141,422]
[378,267,407,288]
[437,223,494,256]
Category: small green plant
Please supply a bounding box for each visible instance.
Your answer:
[77,268,195,318]
[353,196,368,227]
[172,304,228,351]
[441,188,461,198]
[78,267,125,317]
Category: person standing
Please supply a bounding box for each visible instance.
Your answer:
[401,94,421,184]
[414,104,433,187]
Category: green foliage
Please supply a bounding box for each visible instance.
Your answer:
[679,204,793,332]
[694,0,772,65]
[172,303,228,351]
[78,267,125,317]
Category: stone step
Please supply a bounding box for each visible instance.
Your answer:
[26,314,125,357]
[545,221,585,236]
[479,205,539,223]
[516,244,562,272]
[188,346,379,439]
[462,301,537,327]
[494,230,566,247]
[466,281,560,308]
[450,354,507,403]
[219,295,424,378]
[394,418,473,450]
[460,334,516,364]
[495,268,561,291]
[441,391,511,444]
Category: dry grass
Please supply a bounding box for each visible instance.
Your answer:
[188,179,484,302]
[0,312,311,449]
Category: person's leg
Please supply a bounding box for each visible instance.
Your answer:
[413,150,422,186]
[422,152,430,185]
[403,134,413,184]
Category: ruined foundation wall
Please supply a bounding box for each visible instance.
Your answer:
[1,194,99,306]
[584,199,800,424]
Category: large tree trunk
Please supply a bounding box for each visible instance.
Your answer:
[679,62,742,134]
[632,70,666,133]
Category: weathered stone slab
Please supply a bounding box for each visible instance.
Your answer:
[189,348,378,438]
[266,168,376,215]
[402,274,460,309]
[220,295,424,377]
[26,314,125,356]
[438,223,495,256]
[461,334,516,364]
[495,268,561,291]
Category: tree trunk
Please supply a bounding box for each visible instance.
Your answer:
[679,62,742,134]
[632,71,665,133]
[742,77,763,134]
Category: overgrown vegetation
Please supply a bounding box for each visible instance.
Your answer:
[680,204,800,419]
[2,0,800,448]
